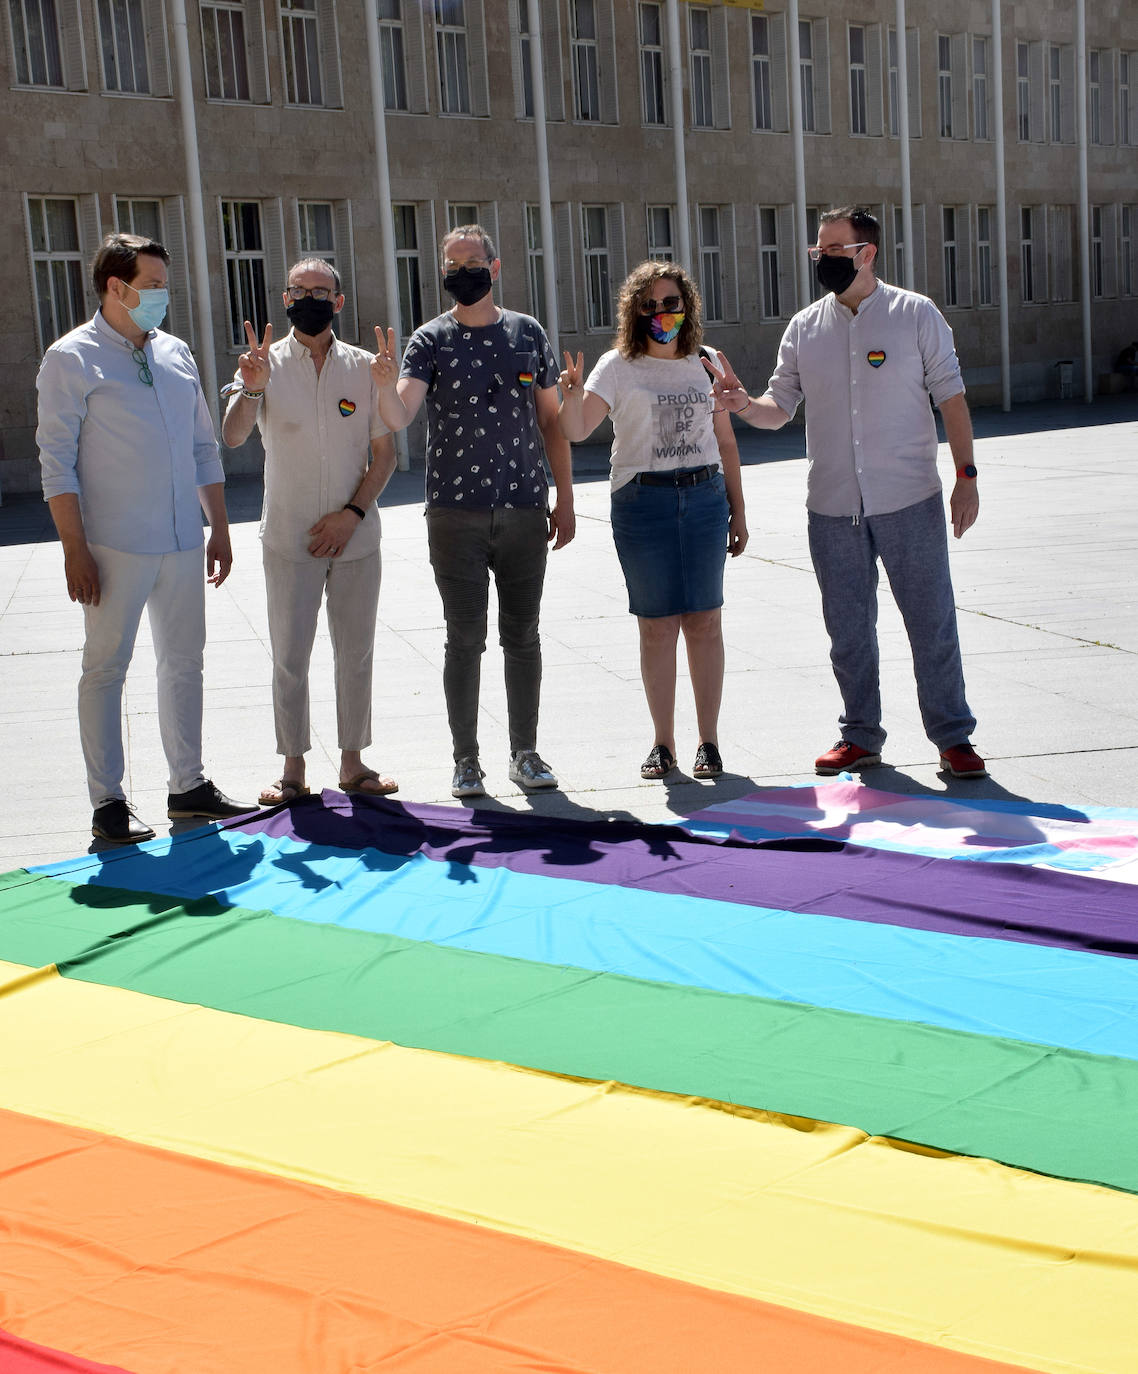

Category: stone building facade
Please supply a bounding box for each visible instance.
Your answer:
[3,0,1136,494]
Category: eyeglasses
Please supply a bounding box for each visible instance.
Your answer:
[443,258,491,273]
[285,284,337,301]
[807,243,870,262]
[638,294,683,315]
[131,346,154,386]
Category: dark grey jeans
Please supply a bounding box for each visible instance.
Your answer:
[427,505,549,761]
[807,493,976,752]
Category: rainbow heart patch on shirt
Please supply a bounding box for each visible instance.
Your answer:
[867,350,886,368]
[338,399,356,416]
[517,371,534,388]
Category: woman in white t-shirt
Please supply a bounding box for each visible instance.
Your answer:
[558,261,748,781]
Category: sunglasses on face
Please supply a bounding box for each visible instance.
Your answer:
[638,294,683,315]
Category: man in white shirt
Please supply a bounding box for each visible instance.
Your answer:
[712,206,986,780]
[222,258,397,803]
[36,232,254,844]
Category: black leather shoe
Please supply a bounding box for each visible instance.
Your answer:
[167,779,256,820]
[92,800,156,845]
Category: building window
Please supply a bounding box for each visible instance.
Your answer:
[393,203,423,337]
[1047,43,1061,141]
[798,19,815,133]
[941,206,958,308]
[434,0,471,114]
[848,25,867,135]
[751,13,772,131]
[937,34,953,137]
[1091,205,1104,298]
[638,1,665,125]
[221,200,269,346]
[378,0,406,110]
[525,204,547,321]
[27,196,86,349]
[646,204,673,261]
[582,204,611,330]
[1122,54,1133,146]
[298,200,335,264]
[96,0,149,92]
[972,35,989,140]
[1090,49,1104,145]
[10,0,64,85]
[115,196,162,241]
[280,0,321,105]
[570,0,600,121]
[446,202,477,229]
[976,205,993,307]
[1123,205,1134,297]
[1020,206,1037,303]
[698,205,724,322]
[758,206,780,320]
[517,0,535,117]
[201,0,250,100]
[689,5,713,130]
[1016,40,1030,140]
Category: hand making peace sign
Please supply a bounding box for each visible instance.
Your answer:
[370,325,400,391]
[558,350,585,396]
[238,319,273,392]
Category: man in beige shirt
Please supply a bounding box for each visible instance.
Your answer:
[222,258,397,802]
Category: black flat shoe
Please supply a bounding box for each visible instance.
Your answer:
[640,744,675,780]
[693,742,723,778]
[92,799,155,845]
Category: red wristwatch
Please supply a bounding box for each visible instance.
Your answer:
[955,464,978,479]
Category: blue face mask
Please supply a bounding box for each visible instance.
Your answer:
[124,283,169,332]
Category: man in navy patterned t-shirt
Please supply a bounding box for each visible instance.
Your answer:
[372,225,574,799]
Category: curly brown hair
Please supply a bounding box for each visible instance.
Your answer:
[614,260,704,360]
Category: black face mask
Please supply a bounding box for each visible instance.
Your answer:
[443,266,493,307]
[287,296,336,336]
[815,253,860,296]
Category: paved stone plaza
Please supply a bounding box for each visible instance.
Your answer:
[2,396,1136,867]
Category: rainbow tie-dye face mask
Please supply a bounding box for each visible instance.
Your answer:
[648,311,684,344]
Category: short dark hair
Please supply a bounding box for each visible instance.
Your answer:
[440,223,497,267]
[819,205,881,251]
[614,260,704,361]
[288,257,341,293]
[92,232,170,296]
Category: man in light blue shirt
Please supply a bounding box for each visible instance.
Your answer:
[36,232,254,843]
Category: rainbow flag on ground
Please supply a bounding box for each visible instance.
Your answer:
[1,788,1137,1373]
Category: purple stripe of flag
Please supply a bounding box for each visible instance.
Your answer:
[231,792,1138,960]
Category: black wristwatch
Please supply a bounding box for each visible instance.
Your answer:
[955,464,978,480]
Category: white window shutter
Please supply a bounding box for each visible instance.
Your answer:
[263,199,288,334]
[334,200,358,341]
[951,33,967,138]
[813,21,831,134]
[318,0,343,107]
[606,203,626,298]
[597,0,618,124]
[416,202,440,320]
[467,0,490,116]
[246,0,271,103]
[777,203,795,317]
[911,204,927,294]
[403,0,429,113]
[162,196,196,347]
[711,5,730,129]
[61,0,87,89]
[554,202,576,335]
[866,23,883,137]
[509,0,527,117]
[906,28,921,136]
[1028,40,1045,142]
[723,205,738,322]
[956,204,971,307]
[1103,204,1118,297]
[1060,44,1075,143]
[1101,51,1116,145]
[769,13,789,133]
[143,0,172,96]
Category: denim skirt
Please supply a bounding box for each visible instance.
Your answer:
[610,469,729,617]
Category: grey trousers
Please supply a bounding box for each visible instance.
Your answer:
[263,546,380,756]
[426,505,549,761]
[807,493,976,752]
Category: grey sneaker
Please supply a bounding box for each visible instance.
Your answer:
[451,757,486,798]
[509,749,558,791]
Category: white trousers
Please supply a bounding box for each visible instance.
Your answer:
[263,546,381,757]
[80,543,207,806]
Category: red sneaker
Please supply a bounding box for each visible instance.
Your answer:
[939,743,988,778]
[814,740,882,776]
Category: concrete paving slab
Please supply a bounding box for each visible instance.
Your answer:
[2,396,1137,867]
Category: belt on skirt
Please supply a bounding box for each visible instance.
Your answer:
[633,465,716,488]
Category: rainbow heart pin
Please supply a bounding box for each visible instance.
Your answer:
[517,371,534,388]
[338,398,356,416]
[867,350,886,368]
